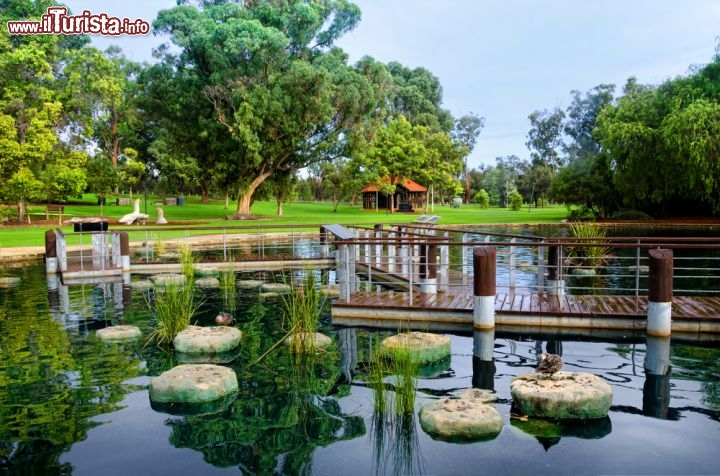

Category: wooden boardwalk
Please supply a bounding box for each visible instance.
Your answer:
[331,290,720,334]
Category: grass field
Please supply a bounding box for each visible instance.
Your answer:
[0,194,570,248]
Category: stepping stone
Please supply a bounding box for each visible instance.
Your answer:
[150,273,187,287]
[157,252,179,260]
[380,332,451,364]
[0,277,21,288]
[195,267,221,277]
[261,282,291,293]
[236,279,264,290]
[511,371,613,419]
[174,325,242,354]
[195,277,220,288]
[571,267,597,276]
[259,292,280,299]
[149,364,238,404]
[284,332,332,353]
[419,390,503,441]
[320,285,340,298]
[129,280,154,290]
[96,325,142,342]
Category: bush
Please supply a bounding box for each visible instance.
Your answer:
[508,190,523,211]
[610,210,654,221]
[473,189,490,209]
[566,206,595,221]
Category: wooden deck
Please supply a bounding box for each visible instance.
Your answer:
[331,291,720,334]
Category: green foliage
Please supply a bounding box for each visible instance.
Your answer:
[146,282,200,348]
[473,189,490,208]
[281,271,323,353]
[568,221,611,267]
[508,189,523,211]
[86,157,119,199]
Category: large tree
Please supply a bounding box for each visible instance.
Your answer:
[526,107,565,173]
[151,0,376,218]
[452,113,484,204]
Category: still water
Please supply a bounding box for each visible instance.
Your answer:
[0,261,718,475]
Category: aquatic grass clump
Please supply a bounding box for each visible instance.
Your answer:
[219,268,236,313]
[179,242,196,280]
[153,233,166,256]
[280,271,324,353]
[145,282,202,347]
[146,244,201,347]
[568,221,612,268]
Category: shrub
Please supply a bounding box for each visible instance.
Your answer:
[508,190,523,211]
[568,221,611,268]
[473,189,490,209]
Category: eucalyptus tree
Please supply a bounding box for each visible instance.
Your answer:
[526,107,565,172]
[151,0,376,218]
[452,113,485,203]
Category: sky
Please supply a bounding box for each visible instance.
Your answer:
[60,0,720,169]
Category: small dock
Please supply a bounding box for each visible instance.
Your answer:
[331,291,720,334]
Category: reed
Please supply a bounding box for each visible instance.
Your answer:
[568,221,611,267]
[153,233,166,256]
[179,242,196,280]
[219,268,237,313]
[145,281,201,347]
[390,347,419,415]
[280,271,323,353]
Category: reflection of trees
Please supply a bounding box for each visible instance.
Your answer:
[671,345,720,411]
[166,346,365,473]
[0,268,143,470]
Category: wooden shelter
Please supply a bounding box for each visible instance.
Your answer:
[361,179,427,212]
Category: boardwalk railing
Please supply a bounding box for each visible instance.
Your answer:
[322,224,720,299]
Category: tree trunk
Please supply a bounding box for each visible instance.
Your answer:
[464,170,471,204]
[276,198,283,217]
[201,182,209,203]
[229,172,272,219]
[17,201,26,224]
[224,193,229,210]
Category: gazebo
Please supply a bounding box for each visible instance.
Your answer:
[361,179,427,212]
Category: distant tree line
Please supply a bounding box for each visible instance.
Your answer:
[2,0,719,221]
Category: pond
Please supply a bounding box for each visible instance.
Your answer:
[0,260,718,475]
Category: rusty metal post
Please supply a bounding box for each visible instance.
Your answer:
[374,224,383,267]
[45,229,57,274]
[473,246,496,329]
[647,249,673,336]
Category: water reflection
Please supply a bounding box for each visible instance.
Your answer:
[0,262,719,474]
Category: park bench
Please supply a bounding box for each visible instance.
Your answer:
[45,204,65,223]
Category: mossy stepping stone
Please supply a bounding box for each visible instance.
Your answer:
[150,273,187,287]
[511,372,612,419]
[96,325,142,342]
[157,252,179,260]
[195,267,221,277]
[571,267,597,276]
[149,364,238,405]
[129,280,154,290]
[237,279,264,290]
[380,332,451,364]
[174,325,242,354]
[0,277,21,288]
[195,277,220,288]
[284,332,332,353]
[261,282,291,293]
[419,390,503,441]
[320,285,340,298]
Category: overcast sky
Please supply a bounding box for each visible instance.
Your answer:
[61,0,720,168]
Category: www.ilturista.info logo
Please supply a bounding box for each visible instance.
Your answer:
[7,7,150,36]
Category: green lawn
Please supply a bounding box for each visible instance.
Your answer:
[0,194,569,248]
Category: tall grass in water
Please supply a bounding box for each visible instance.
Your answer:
[280,270,323,353]
[568,221,611,267]
[220,268,236,314]
[368,336,422,476]
[145,243,200,347]
[145,281,201,347]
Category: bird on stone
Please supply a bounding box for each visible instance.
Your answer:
[535,352,563,376]
[215,312,233,326]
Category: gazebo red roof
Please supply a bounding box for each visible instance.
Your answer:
[361,179,427,193]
